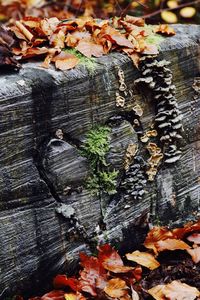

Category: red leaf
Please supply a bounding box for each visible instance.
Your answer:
[75,38,105,58]
[53,275,80,292]
[98,244,134,273]
[79,253,108,296]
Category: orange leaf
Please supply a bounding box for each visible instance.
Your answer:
[154,24,175,36]
[126,250,160,270]
[164,280,200,300]
[75,39,105,58]
[52,52,79,70]
[100,25,134,48]
[187,233,200,244]
[104,278,129,299]
[64,293,86,300]
[156,238,190,252]
[144,227,174,254]
[187,246,200,264]
[173,220,200,239]
[98,244,134,273]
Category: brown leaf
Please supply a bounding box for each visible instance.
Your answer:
[124,15,145,27]
[156,238,190,252]
[187,246,200,264]
[100,25,134,48]
[126,250,160,270]
[104,278,130,299]
[75,38,105,57]
[154,24,176,36]
[52,51,79,70]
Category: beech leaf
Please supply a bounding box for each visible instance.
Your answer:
[104,278,129,298]
[156,238,190,252]
[126,250,160,270]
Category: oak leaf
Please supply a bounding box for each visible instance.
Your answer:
[126,250,160,270]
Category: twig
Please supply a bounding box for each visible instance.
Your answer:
[140,0,200,19]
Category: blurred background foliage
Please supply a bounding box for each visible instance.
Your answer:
[0,0,199,23]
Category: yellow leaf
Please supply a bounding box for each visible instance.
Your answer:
[148,284,166,300]
[161,11,178,23]
[180,7,196,18]
[126,251,160,270]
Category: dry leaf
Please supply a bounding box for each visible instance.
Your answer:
[52,52,79,70]
[148,284,166,300]
[126,250,160,270]
[187,246,200,264]
[154,24,175,36]
[76,39,105,57]
[187,233,200,244]
[156,238,190,252]
[104,278,129,298]
[164,280,200,300]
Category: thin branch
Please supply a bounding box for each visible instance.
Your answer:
[140,0,200,19]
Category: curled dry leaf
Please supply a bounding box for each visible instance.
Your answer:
[156,238,190,253]
[126,250,160,270]
[187,246,200,264]
[154,24,175,36]
[104,278,130,299]
[172,220,200,239]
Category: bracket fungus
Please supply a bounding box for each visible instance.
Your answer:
[121,156,147,201]
[135,55,183,164]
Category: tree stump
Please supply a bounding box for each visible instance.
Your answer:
[0,24,199,297]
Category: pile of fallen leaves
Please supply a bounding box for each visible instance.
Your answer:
[0,15,175,70]
[19,220,200,300]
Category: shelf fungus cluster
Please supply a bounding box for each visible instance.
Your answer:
[135,56,183,164]
[121,156,147,201]
[146,142,163,181]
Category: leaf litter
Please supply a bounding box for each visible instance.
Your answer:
[0,15,175,70]
[16,219,200,300]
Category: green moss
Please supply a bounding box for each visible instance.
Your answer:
[144,25,165,46]
[64,48,97,74]
[81,126,118,195]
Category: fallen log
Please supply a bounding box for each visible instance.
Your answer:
[0,24,199,297]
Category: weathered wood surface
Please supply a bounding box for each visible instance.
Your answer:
[0,24,200,297]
